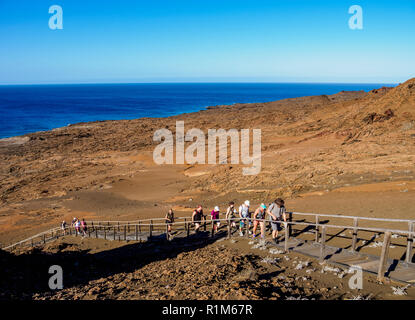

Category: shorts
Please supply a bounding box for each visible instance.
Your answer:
[271,220,282,231]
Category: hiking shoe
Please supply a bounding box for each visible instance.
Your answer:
[273,238,279,245]
[239,232,244,237]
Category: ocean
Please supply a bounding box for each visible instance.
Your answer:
[0,83,395,139]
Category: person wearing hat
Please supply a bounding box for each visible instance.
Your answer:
[238,200,251,236]
[253,203,267,239]
[210,206,220,234]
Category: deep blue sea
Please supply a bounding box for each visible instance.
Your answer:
[0,83,395,139]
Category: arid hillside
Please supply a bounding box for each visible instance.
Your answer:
[0,79,414,245]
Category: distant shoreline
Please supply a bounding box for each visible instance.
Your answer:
[0,82,396,140]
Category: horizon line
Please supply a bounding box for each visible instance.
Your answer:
[0,80,400,86]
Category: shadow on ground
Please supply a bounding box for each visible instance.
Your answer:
[0,231,222,300]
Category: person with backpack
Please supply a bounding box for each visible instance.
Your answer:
[210,206,220,234]
[239,200,251,236]
[267,198,287,244]
[192,205,204,233]
[252,203,267,240]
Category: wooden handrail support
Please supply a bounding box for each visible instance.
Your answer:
[377,232,392,282]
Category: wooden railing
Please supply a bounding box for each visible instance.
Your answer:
[2,212,414,281]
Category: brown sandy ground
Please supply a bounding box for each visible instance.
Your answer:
[1,236,414,300]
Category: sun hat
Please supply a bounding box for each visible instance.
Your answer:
[261,204,266,209]
[244,200,250,206]
[214,206,219,211]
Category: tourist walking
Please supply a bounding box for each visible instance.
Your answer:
[210,206,220,234]
[74,218,81,235]
[165,208,175,233]
[61,220,67,235]
[252,203,267,240]
[226,201,237,229]
[267,198,287,244]
[239,200,251,236]
[192,205,204,233]
[81,218,87,236]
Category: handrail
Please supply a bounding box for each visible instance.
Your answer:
[291,212,415,224]
[86,212,415,225]
[3,213,414,254]
[79,218,414,236]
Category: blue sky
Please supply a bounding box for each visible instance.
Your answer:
[0,0,414,84]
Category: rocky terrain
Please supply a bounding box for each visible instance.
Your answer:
[2,236,414,300]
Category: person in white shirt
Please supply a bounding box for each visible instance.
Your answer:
[238,200,251,236]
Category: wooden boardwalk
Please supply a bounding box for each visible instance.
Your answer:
[2,212,414,285]
[275,237,415,284]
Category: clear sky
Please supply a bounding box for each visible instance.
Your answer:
[0,0,414,84]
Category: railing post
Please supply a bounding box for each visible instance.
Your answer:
[124,226,127,241]
[377,232,392,282]
[184,218,187,232]
[113,226,116,240]
[315,215,319,243]
[187,221,190,237]
[203,216,207,231]
[406,222,413,263]
[288,212,293,237]
[128,222,130,233]
[319,226,326,261]
[211,221,214,237]
[43,234,46,244]
[118,222,120,232]
[166,224,170,241]
[284,222,289,253]
[135,224,138,241]
[150,220,153,238]
[245,218,250,238]
[351,218,358,252]
[139,221,141,233]
[95,226,98,238]
[104,227,106,240]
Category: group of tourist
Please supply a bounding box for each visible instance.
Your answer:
[60,217,88,236]
[165,198,287,244]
